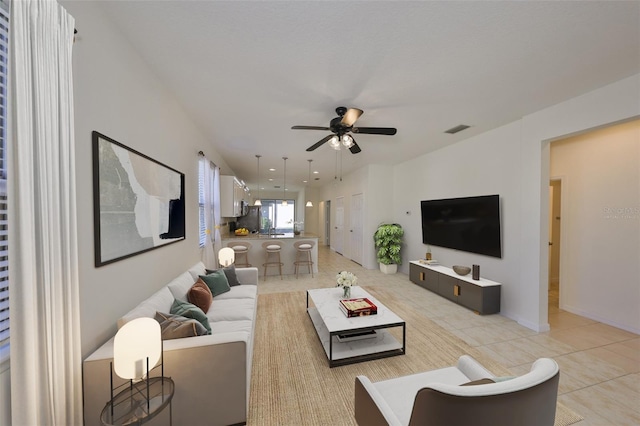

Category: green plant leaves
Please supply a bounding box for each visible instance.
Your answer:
[373,223,403,265]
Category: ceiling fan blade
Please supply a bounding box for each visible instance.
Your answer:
[352,127,397,135]
[341,108,364,126]
[306,134,334,152]
[292,125,331,131]
[349,137,361,154]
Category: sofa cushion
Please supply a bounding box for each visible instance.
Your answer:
[207,298,256,322]
[155,311,208,340]
[118,287,174,329]
[187,261,207,282]
[206,264,241,287]
[170,299,211,333]
[188,280,213,313]
[209,319,253,335]
[211,284,257,301]
[199,271,231,297]
[374,366,469,426]
[167,271,198,302]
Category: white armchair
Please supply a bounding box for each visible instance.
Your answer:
[355,355,559,426]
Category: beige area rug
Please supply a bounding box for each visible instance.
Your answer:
[249,287,583,426]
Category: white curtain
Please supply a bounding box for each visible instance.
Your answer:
[200,155,216,268]
[9,1,82,425]
[213,165,223,267]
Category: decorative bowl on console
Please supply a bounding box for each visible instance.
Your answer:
[452,265,471,276]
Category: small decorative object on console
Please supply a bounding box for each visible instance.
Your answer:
[339,298,377,317]
[336,270,358,299]
[452,265,471,276]
[472,264,480,280]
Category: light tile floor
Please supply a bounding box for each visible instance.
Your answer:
[257,245,640,425]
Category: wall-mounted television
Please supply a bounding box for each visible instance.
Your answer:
[421,195,502,258]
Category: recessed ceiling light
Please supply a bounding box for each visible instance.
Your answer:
[268,178,274,181]
[444,124,470,134]
[269,168,276,172]
[313,170,319,174]
[303,180,308,183]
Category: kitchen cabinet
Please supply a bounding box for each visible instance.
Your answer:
[220,175,245,217]
[409,261,501,315]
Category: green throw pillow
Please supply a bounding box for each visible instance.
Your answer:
[199,270,231,297]
[155,311,208,340]
[170,299,211,333]
[205,264,241,287]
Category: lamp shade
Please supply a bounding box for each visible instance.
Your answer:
[114,317,162,380]
[218,247,235,267]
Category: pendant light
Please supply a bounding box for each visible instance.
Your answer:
[281,156,288,206]
[305,159,313,207]
[254,155,262,206]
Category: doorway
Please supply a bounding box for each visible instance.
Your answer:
[350,193,364,265]
[324,200,331,246]
[548,179,562,311]
[334,196,345,254]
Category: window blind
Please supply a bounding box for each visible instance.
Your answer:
[0,0,10,355]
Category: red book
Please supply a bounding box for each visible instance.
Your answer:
[339,298,378,317]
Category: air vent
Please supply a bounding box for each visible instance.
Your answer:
[274,185,281,188]
[444,124,470,134]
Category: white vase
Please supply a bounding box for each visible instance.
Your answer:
[379,263,398,274]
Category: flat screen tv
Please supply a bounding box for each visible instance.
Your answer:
[421,195,502,258]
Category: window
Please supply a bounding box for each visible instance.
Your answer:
[198,159,206,247]
[0,0,9,362]
[198,155,216,247]
[258,199,295,233]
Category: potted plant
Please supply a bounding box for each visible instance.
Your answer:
[373,223,404,274]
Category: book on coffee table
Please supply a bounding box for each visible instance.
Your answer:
[339,298,378,318]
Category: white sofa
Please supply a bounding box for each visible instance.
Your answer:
[82,262,259,426]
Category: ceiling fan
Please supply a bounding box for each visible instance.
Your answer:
[292,106,397,154]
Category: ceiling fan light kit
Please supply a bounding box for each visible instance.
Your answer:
[292,106,397,154]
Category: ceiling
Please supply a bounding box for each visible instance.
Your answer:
[94,1,640,193]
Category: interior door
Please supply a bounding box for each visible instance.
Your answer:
[333,196,344,254]
[350,193,364,265]
[549,179,562,309]
[324,200,331,246]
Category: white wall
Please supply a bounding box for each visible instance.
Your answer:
[395,122,523,321]
[318,164,394,269]
[551,120,639,333]
[392,73,640,331]
[61,1,232,358]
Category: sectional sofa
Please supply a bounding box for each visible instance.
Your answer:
[82,262,259,426]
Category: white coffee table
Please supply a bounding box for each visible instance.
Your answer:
[306,287,406,367]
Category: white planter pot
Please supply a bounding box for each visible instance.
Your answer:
[379,263,398,274]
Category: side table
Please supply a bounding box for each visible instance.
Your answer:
[101,376,174,426]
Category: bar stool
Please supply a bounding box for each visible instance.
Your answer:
[293,240,315,278]
[262,241,283,280]
[227,242,252,267]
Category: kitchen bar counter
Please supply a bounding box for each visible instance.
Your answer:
[222,233,319,277]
